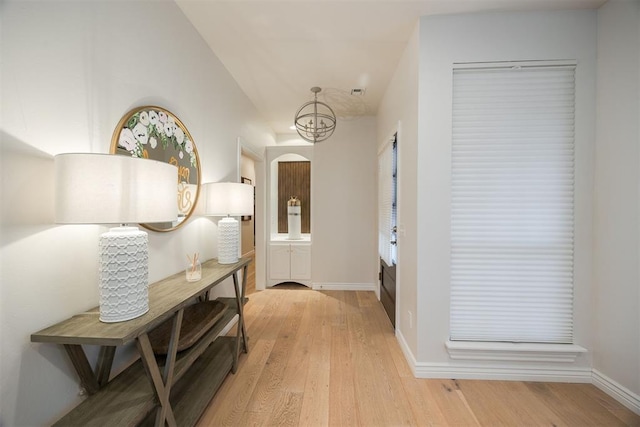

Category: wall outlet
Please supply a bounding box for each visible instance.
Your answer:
[408,310,413,329]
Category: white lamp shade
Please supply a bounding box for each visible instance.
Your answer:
[55,153,178,224]
[203,182,253,216]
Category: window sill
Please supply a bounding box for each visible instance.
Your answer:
[445,340,587,363]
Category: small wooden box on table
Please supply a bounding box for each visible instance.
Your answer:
[31,257,251,427]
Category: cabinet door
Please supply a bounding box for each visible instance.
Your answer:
[290,245,311,280]
[269,244,291,280]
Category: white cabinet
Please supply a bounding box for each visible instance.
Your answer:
[268,241,311,287]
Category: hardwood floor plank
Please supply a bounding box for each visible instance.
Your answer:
[237,410,266,427]
[458,379,566,426]
[297,293,332,427]
[362,299,417,425]
[279,293,313,393]
[400,377,450,426]
[197,338,274,426]
[544,382,631,426]
[246,301,305,413]
[580,384,640,426]
[266,391,304,426]
[348,305,395,426]
[417,379,483,426]
[328,326,360,426]
[245,292,287,341]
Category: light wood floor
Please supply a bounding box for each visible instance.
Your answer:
[243,251,256,296]
[198,286,640,426]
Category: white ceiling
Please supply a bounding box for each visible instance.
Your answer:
[175,0,605,135]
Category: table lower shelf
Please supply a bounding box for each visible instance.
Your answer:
[54,337,235,426]
[53,297,243,427]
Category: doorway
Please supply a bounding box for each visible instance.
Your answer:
[378,133,397,327]
[238,138,263,295]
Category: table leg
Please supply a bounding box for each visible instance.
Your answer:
[239,263,248,352]
[137,332,178,427]
[161,309,183,416]
[63,344,99,395]
[232,265,249,373]
[96,346,116,387]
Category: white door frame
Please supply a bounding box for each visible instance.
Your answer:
[237,137,265,290]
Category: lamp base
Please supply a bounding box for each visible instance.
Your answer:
[98,226,149,323]
[218,216,239,264]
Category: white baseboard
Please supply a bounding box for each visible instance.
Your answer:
[396,328,418,376]
[592,369,640,415]
[395,333,637,414]
[445,340,587,363]
[412,363,592,383]
[312,282,376,291]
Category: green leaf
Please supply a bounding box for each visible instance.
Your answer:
[127,114,139,129]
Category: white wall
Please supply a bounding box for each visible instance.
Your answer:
[593,0,640,402]
[377,25,420,354]
[0,1,274,425]
[415,10,596,373]
[312,117,378,289]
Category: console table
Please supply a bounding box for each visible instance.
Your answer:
[31,257,251,427]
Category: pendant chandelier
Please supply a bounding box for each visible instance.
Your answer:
[294,87,337,143]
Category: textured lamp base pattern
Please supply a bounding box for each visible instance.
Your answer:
[218,217,239,264]
[98,227,149,323]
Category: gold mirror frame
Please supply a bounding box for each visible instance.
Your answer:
[110,106,201,232]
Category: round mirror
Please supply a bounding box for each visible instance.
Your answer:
[110,106,201,232]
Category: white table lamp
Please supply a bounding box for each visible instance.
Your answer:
[203,182,253,264]
[55,153,178,322]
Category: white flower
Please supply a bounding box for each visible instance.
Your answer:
[174,127,185,144]
[149,136,157,149]
[149,110,159,126]
[132,122,149,144]
[118,128,137,151]
[158,111,167,123]
[139,111,150,126]
[179,150,184,159]
[164,121,174,137]
[184,139,193,153]
[154,123,164,136]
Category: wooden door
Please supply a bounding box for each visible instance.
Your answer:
[380,258,396,327]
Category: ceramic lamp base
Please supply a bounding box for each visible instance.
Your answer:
[218,216,239,264]
[98,226,149,323]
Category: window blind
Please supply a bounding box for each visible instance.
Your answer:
[450,64,575,344]
[378,139,394,266]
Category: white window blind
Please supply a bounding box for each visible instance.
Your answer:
[378,139,394,266]
[450,63,575,344]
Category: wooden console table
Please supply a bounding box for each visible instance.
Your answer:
[31,257,251,427]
